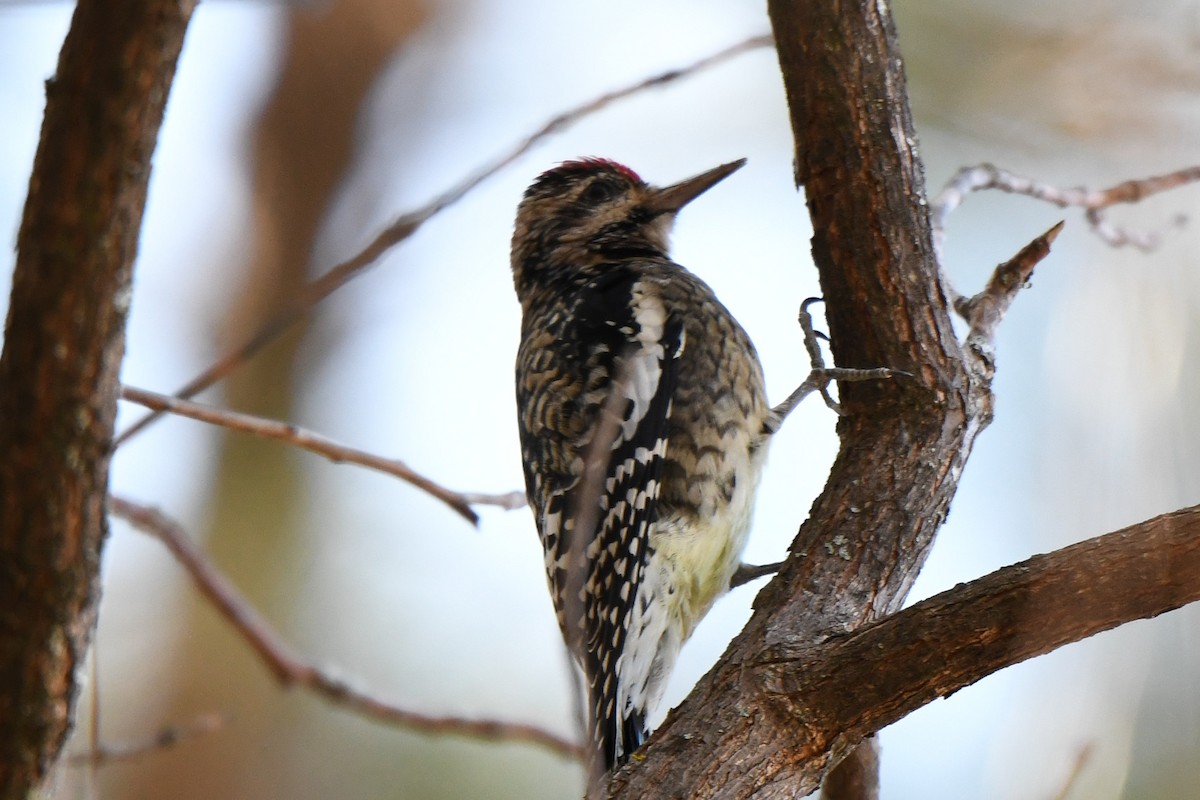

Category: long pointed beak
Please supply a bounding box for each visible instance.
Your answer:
[648,158,746,214]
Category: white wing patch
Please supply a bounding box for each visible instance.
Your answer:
[614,285,669,447]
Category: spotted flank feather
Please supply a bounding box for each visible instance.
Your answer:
[584,317,682,767]
[526,274,683,768]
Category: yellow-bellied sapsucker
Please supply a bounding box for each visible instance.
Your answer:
[512,157,771,776]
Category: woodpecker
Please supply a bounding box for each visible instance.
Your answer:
[512,157,771,777]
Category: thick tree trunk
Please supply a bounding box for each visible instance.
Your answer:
[602,1,998,796]
[0,2,194,796]
[601,4,1200,798]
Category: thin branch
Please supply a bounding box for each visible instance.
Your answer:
[67,713,229,767]
[120,385,517,525]
[85,643,100,800]
[767,298,906,428]
[107,496,585,762]
[941,221,1061,453]
[108,496,307,684]
[932,163,1200,258]
[457,489,528,511]
[114,33,773,446]
[957,221,1064,343]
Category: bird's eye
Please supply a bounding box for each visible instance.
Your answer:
[579,180,620,204]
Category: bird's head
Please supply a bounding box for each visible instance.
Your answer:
[511,157,745,297]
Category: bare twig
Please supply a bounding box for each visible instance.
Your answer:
[951,223,1063,439]
[458,489,528,511]
[114,34,773,446]
[108,496,311,683]
[957,221,1064,343]
[107,496,585,761]
[933,163,1200,258]
[68,713,229,767]
[120,385,518,525]
[767,298,906,427]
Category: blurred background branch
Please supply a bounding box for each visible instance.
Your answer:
[933,162,1200,256]
[108,497,584,761]
[114,32,772,446]
[120,385,516,523]
[67,714,230,769]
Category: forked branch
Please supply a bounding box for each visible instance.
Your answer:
[933,163,1200,255]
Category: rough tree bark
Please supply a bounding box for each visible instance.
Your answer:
[0,2,194,796]
[602,3,974,795]
[771,0,956,795]
[602,2,1200,799]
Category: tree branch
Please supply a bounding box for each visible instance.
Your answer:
[107,496,584,762]
[67,713,229,767]
[114,33,773,445]
[608,501,1199,799]
[119,385,526,525]
[752,505,1200,766]
[0,2,194,795]
[601,5,1200,792]
[932,163,1200,255]
[606,0,1019,794]
[955,221,1063,340]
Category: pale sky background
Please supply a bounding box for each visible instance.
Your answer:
[3,1,1200,798]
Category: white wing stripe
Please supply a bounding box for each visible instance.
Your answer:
[611,284,670,447]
